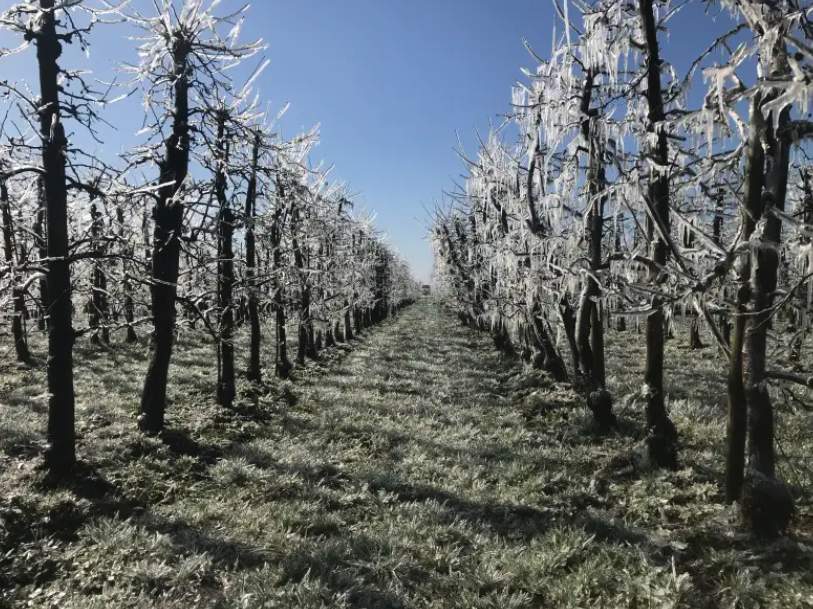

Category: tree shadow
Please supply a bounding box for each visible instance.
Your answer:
[362,472,553,541]
[0,462,150,591]
[159,428,222,466]
[138,512,274,570]
[279,531,409,609]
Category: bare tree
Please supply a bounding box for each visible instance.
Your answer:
[122,0,262,432]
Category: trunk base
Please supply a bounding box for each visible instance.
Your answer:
[588,389,616,431]
[646,418,678,469]
[740,470,794,538]
[137,412,163,435]
[276,359,293,379]
[43,443,75,476]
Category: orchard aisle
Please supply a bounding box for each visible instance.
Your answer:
[3,301,810,608]
[295,299,515,455]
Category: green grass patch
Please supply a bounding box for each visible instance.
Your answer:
[0,303,811,608]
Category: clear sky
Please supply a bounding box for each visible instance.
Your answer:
[235,0,561,283]
[0,1,731,284]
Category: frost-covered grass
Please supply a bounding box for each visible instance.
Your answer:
[0,302,811,608]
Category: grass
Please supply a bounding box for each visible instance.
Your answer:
[0,301,811,608]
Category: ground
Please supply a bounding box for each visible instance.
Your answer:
[0,301,812,608]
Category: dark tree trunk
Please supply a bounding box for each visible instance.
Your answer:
[571,69,614,428]
[33,178,48,331]
[291,203,315,364]
[89,203,109,345]
[726,285,749,503]
[576,70,607,385]
[245,132,262,383]
[1,176,31,363]
[296,287,310,365]
[373,247,390,324]
[117,206,138,344]
[139,38,190,433]
[740,100,794,536]
[492,316,515,358]
[271,194,292,379]
[715,189,730,346]
[713,195,724,246]
[529,301,568,382]
[354,301,362,335]
[37,0,76,472]
[215,111,236,408]
[344,302,354,341]
[639,0,677,468]
[726,93,765,502]
[441,222,481,325]
[297,323,307,364]
[721,315,731,346]
[520,323,533,364]
[558,297,580,375]
[123,294,137,343]
[689,314,704,350]
[745,107,789,479]
[275,301,291,378]
[575,285,594,380]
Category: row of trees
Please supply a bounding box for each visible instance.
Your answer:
[0,1,417,474]
[432,0,812,537]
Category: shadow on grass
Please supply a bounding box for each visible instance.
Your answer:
[363,471,553,541]
[279,532,409,609]
[0,463,149,590]
[160,428,222,465]
[141,512,275,570]
[0,427,41,459]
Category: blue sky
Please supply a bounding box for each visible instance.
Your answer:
[233,0,560,283]
[0,1,733,283]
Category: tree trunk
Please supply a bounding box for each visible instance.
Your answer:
[291,203,315,364]
[244,133,262,382]
[492,316,515,357]
[117,206,138,344]
[215,111,236,408]
[726,92,765,501]
[726,285,748,502]
[89,202,109,345]
[575,285,594,380]
[573,69,614,428]
[639,0,677,468]
[274,298,291,379]
[38,0,76,472]
[745,107,790,479]
[344,301,354,341]
[271,199,292,379]
[529,301,568,382]
[139,39,190,433]
[741,100,793,536]
[558,296,580,375]
[1,176,31,363]
[689,314,704,350]
[33,177,48,331]
[354,299,362,335]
